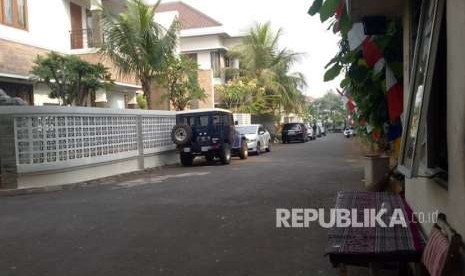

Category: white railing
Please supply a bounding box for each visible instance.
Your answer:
[0,106,176,174]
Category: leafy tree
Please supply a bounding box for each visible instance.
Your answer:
[157,55,206,111]
[312,91,347,129]
[308,0,402,142]
[216,78,265,113]
[228,22,307,123]
[100,0,179,109]
[136,94,147,109]
[30,52,113,106]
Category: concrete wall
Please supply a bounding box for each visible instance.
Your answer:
[180,35,225,52]
[0,106,177,190]
[197,51,212,70]
[33,84,60,106]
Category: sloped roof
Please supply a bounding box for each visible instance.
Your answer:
[157,1,222,30]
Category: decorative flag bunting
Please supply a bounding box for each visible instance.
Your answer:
[362,38,385,74]
[348,23,366,50]
[337,3,404,142]
[386,66,404,122]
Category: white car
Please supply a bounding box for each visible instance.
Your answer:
[305,124,315,140]
[235,124,272,155]
[343,128,354,138]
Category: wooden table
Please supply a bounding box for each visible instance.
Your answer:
[326,192,425,275]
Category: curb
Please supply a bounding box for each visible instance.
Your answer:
[0,164,179,197]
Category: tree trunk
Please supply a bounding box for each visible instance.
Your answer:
[142,77,153,110]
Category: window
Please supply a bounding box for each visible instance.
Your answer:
[211,51,221,78]
[199,116,209,127]
[425,11,448,180]
[181,117,195,126]
[399,0,446,178]
[0,0,27,29]
[212,115,221,125]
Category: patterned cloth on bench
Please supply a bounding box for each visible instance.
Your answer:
[326,192,425,256]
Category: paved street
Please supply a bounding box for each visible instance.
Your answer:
[0,134,368,276]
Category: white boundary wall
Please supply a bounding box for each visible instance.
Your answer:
[0,106,178,189]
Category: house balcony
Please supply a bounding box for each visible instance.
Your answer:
[70,28,103,50]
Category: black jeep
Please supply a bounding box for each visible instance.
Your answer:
[171,109,248,166]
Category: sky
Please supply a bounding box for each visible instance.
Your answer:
[157,0,343,98]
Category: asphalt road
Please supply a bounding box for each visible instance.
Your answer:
[0,134,368,276]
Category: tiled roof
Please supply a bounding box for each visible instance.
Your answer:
[157,1,222,30]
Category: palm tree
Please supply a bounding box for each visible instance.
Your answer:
[100,0,179,109]
[229,22,307,117]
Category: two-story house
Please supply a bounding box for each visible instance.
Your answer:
[154,1,243,110]
[0,0,243,110]
[0,0,145,109]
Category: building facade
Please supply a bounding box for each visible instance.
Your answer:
[154,1,242,110]
[348,0,465,272]
[0,0,143,109]
[0,0,241,110]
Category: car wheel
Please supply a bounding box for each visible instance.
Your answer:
[180,152,193,166]
[256,142,261,155]
[205,152,215,162]
[239,141,248,160]
[219,143,231,165]
[266,140,271,152]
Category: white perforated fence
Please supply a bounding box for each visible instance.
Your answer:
[1,106,176,174]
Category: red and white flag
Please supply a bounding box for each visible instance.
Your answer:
[348,23,366,50]
[386,66,403,122]
[362,38,385,74]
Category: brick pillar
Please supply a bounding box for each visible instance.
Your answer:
[0,115,18,189]
[197,69,214,109]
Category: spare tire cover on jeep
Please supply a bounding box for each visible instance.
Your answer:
[171,124,193,145]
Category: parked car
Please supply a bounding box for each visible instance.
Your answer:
[315,125,322,138]
[320,125,327,136]
[282,123,307,143]
[235,124,272,155]
[171,109,248,166]
[343,128,354,138]
[305,123,316,140]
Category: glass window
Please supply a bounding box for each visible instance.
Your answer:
[399,0,445,177]
[181,117,195,126]
[284,123,301,131]
[199,116,209,126]
[212,115,221,125]
[236,126,258,135]
[1,0,27,29]
[3,0,13,25]
[211,51,221,78]
[16,0,25,28]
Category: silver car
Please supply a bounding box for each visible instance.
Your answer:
[235,124,271,155]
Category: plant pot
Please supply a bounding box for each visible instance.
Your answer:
[363,154,390,191]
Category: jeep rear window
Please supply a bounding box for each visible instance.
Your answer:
[181,117,195,126]
[199,116,209,126]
